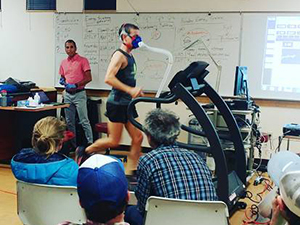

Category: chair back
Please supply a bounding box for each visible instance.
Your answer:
[144,196,229,225]
[17,180,86,225]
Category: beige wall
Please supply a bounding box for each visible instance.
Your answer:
[93,96,300,159]
[117,0,300,12]
[0,0,55,87]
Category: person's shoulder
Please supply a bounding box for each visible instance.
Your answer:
[17,148,35,155]
[139,148,162,163]
[60,58,68,64]
[107,50,127,68]
[112,49,129,60]
[48,153,67,161]
[175,147,204,160]
[64,157,79,169]
[77,54,89,61]
[145,145,193,159]
[12,148,37,163]
[50,156,78,170]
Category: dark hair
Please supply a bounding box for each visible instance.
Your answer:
[84,198,127,223]
[118,23,139,40]
[283,205,300,225]
[65,39,77,49]
[143,109,180,146]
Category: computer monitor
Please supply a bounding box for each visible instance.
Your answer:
[234,66,250,102]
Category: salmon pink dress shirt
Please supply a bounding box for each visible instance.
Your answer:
[59,54,91,89]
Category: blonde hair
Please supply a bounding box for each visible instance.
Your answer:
[31,117,66,155]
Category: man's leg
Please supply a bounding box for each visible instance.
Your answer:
[64,92,77,148]
[86,121,124,154]
[74,91,93,145]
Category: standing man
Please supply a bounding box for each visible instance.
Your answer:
[125,109,218,225]
[59,39,93,148]
[86,24,144,173]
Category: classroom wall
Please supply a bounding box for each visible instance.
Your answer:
[96,96,300,158]
[0,0,55,87]
[259,106,300,157]
[1,0,300,157]
[117,0,300,12]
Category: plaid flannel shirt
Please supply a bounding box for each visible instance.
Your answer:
[135,145,218,214]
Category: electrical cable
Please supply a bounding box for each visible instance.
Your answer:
[274,130,292,152]
[125,0,140,16]
[253,148,263,172]
[269,136,274,153]
[242,192,272,224]
[242,219,270,225]
[241,175,273,224]
[234,116,252,142]
[253,135,264,172]
[246,190,262,204]
[242,204,270,225]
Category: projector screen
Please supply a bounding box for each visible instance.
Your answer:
[241,14,300,101]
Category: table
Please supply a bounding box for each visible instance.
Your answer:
[8,88,57,105]
[0,104,68,161]
[278,135,300,151]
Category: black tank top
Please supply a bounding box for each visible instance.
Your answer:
[107,49,137,105]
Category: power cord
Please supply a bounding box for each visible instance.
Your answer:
[275,130,292,152]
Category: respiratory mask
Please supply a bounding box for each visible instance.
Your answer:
[130,35,142,49]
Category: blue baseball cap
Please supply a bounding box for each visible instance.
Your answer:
[77,154,128,210]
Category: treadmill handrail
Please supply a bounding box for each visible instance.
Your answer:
[176,142,211,154]
[181,124,233,141]
[127,94,178,130]
[172,83,229,204]
[202,81,247,184]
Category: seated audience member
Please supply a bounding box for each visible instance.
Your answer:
[58,154,130,225]
[11,116,78,186]
[270,171,300,225]
[125,109,218,225]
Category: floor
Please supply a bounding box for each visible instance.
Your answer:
[0,150,130,225]
[0,165,22,225]
[0,155,271,225]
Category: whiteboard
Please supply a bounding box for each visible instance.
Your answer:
[55,13,241,96]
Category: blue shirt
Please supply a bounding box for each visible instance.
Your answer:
[135,145,218,214]
[11,148,78,186]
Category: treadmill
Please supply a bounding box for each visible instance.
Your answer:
[127,61,247,213]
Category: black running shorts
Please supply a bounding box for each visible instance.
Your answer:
[105,102,138,123]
